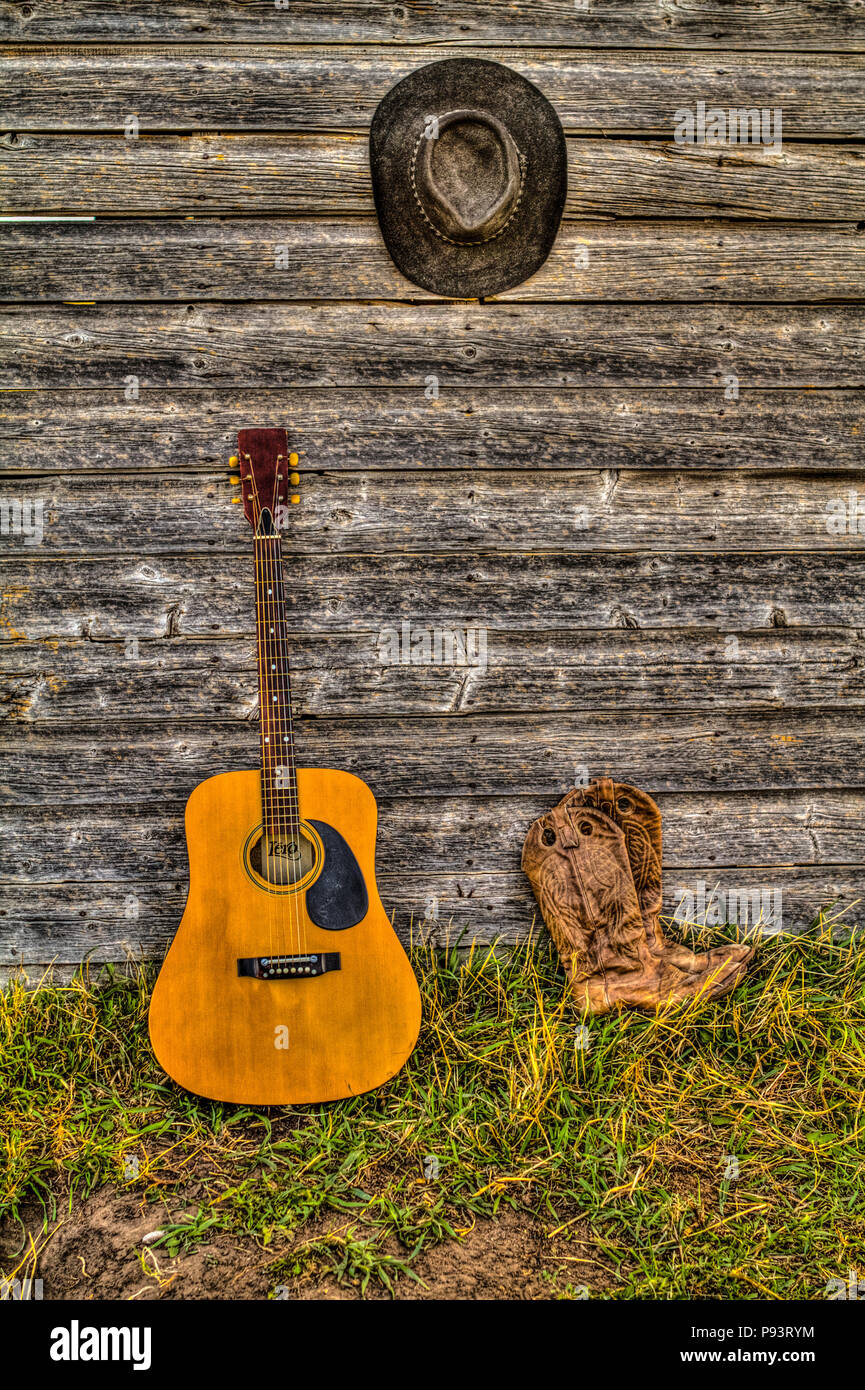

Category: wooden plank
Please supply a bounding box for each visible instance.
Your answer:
[3,552,862,639]
[3,305,863,388]
[5,791,865,882]
[0,711,861,804]
[386,867,857,940]
[3,629,863,720]
[4,220,864,304]
[0,865,859,971]
[2,389,863,475]
[2,467,864,555]
[0,2,860,50]
[2,133,862,220]
[4,47,864,135]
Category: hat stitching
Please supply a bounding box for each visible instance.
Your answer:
[409,125,527,248]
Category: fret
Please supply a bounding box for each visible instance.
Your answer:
[234,427,302,845]
[254,528,300,840]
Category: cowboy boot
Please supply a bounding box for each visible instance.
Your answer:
[523,801,752,1014]
[523,802,648,1013]
[565,778,666,951]
[561,778,754,974]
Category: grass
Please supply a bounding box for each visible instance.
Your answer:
[1,917,863,1299]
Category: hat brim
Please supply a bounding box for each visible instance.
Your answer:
[370,58,567,299]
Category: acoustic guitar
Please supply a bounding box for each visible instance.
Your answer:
[148,428,421,1104]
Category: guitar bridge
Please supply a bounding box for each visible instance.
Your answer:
[237,953,341,980]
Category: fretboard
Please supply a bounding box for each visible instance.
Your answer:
[254,520,299,840]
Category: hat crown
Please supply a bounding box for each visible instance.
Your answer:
[412,109,524,246]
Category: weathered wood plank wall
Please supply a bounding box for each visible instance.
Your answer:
[1,2,863,978]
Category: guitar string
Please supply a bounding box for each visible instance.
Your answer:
[272,458,304,959]
[262,519,285,961]
[265,468,296,959]
[279,483,307,961]
[266,457,299,961]
[257,474,277,964]
[247,456,277,965]
[263,499,293,960]
[247,444,304,969]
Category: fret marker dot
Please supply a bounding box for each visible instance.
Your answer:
[264,736,270,743]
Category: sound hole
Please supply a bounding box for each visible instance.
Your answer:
[249,827,317,886]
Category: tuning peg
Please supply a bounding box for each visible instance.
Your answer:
[289,452,299,467]
[290,495,300,504]
[231,497,242,504]
[289,471,300,485]
[229,455,238,466]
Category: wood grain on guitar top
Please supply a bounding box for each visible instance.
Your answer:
[148,767,421,1104]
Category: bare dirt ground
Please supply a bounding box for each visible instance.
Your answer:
[0,1187,615,1301]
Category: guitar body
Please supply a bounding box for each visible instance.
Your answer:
[149,767,421,1105]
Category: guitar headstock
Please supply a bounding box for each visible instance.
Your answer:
[230,427,300,533]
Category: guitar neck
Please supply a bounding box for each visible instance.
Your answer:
[253,521,300,840]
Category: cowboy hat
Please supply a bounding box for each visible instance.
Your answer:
[370,58,567,299]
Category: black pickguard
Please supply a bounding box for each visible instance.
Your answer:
[305,820,368,931]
